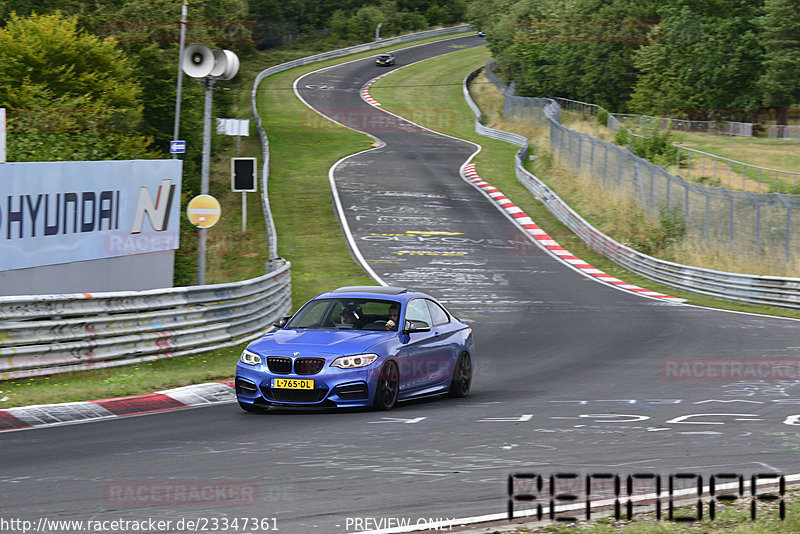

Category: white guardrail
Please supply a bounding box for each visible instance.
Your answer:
[464,68,800,310]
[0,262,291,379]
[0,26,474,380]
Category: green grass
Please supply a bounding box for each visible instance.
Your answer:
[0,31,471,409]
[669,131,800,193]
[369,47,800,320]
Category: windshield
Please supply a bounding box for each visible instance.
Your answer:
[286,298,401,331]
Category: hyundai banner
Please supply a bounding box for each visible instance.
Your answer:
[0,160,182,271]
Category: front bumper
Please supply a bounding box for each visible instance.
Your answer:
[235,361,380,408]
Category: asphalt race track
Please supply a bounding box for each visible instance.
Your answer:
[3,34,800,533]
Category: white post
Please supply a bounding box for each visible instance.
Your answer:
[242,192,247,233]
[172,1,188,160]
[198,77,214,285]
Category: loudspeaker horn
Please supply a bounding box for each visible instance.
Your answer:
[182,44,214,78]
[208,48,228,78]
[219,50,240,81]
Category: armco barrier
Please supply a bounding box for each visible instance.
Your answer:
[465,68,800,310]
[0,261,291,379]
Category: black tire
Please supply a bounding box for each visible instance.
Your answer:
[238,400,269,413]
[447,353,472,398]
[373,361,399,410]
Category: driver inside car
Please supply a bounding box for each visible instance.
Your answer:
[340,310,358,327]
[385,303,400,331]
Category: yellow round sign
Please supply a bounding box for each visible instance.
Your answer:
[186,194,222,228]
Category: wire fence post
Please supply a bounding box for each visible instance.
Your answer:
[650,165,655,210]
[745,192,761,254]
[704,189,710,244]
[742,164,747,190]
[724,190,734,248]
[777,193,792,262]
[684,182,690,223]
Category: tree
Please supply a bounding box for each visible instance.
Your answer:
[758,0,800,124]
[629,1,764,119]
[0,12,154,161]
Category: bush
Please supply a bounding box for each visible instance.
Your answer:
[628,130,678,167]
[614,127,631,146]
[658,203,687,246]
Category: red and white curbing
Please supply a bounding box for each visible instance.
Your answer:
[359,74,683,304]
[463,164,683,302]
[0,381,236,432]
[361,70,395,107]
[360,73,390,106]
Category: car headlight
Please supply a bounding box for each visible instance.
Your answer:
[240,349,262,365]
[330,354,379,369]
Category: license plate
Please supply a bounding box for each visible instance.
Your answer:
[272,378,314,390]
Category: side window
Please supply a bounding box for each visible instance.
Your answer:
[426,299,450,326]
[405,298,432,326]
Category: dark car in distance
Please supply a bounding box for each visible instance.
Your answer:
[376,53,395,66]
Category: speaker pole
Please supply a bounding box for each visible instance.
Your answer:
[197,76,215,285]
[172,0,188,160]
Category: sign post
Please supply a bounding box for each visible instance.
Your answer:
[231,157,257,232]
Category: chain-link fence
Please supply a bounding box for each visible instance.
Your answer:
[609,113,752,137]
[486,64,800,266]
[769,125,800,141]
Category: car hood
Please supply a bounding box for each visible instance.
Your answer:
[248,329,388,356]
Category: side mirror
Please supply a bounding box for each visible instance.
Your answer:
[404,319,431,333]
[272,316,291,328]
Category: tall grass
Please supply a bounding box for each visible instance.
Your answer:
[472,76,800,277]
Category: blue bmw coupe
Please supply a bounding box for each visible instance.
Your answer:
[235,286,474,412]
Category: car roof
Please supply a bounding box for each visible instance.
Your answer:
[315,285,435,303]
[331,285,407,295]
[378,53,393,57]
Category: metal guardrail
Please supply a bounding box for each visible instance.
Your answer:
[0,262,291,379]
[251,25,473,260]
[465,67,800,310]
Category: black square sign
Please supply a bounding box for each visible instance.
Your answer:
[232,157,257,192]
